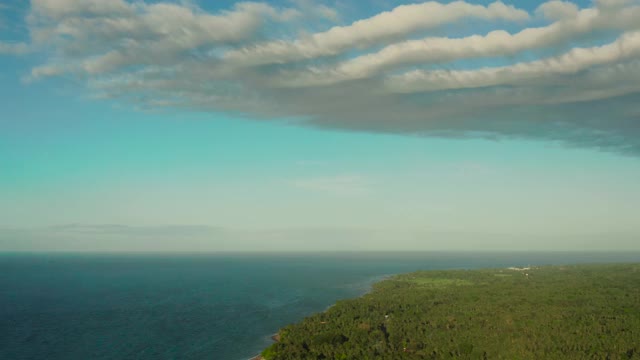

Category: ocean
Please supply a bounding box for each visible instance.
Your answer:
[1,251,639,360]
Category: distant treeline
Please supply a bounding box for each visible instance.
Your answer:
[262,264,640,359]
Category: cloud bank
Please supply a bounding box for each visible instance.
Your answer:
[6,0,640,153]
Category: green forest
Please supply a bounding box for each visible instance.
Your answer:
[261,263,640,359]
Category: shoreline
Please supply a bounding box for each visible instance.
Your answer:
[248,333,280,360]
[247,274,383,360]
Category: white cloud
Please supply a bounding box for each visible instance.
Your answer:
[269,4,640,87]
[27,0,300,76]
[386,32,640,93]
[290,0,340,22]
[594,0,633,9]
[25,64,65,81]
[30,0,133,20]
[223,1,529,66]
[536,0,580,20]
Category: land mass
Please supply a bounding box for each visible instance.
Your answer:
[260,263,640,359]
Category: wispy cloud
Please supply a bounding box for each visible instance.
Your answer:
[47,223,220,237]
[294,160,327,167]
[453,162,493,177]
[5,0,640,154]
[0,41,29,55]
[290,175,371,195]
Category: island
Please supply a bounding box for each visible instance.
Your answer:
[259,263,640,359]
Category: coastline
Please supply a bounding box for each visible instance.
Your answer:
[248,333,280,360]
[247,274,384,360]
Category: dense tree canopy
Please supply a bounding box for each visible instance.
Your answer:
[262,264,640,359]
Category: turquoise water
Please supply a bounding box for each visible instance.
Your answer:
[1,252,639,360]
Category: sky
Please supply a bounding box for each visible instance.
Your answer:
[1,0,639,251]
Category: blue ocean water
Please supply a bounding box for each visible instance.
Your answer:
[1,251,639,360]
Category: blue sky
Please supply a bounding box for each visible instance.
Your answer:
[1,0,640,251]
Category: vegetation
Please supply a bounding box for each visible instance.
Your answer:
[261,264,640,359]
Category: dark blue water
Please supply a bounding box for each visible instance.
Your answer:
[1,252,639,360]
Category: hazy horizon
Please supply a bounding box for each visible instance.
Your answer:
[2,224,639,252]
